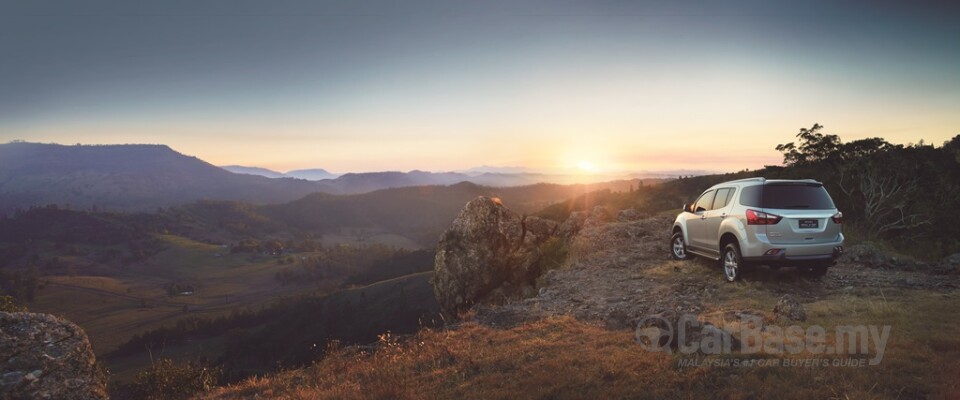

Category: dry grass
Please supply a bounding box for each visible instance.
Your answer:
[204,289,960,400]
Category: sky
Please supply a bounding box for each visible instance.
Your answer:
[1,0,958,174]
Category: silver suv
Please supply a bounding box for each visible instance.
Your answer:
[671,178,844,282]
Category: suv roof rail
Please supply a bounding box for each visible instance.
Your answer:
[726,177,766,184]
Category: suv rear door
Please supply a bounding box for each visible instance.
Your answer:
[687,190,715,251]
[740,183,841,245]
[701,187,735,256]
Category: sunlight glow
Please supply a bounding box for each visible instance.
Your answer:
[576,160,598,173]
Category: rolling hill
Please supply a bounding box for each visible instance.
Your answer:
[0,142,323,214]
[219,165,287,179]
[285,168,338,181]
[221,166,339,181]
[262,180,659,246]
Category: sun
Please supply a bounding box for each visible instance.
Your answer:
[576,160,598,173]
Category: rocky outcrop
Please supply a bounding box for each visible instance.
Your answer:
[773,295,807,322]
[433,197,578,316]
[1,312,107,400]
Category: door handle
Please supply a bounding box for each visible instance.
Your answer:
[700,215,707,220]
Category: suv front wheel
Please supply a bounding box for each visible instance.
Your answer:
[721,243,743,282]
[670,231,690,260]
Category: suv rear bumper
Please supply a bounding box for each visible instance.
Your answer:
[742,251,842,267]
[740,233,844,267]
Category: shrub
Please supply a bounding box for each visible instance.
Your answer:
[0,295,27,312]
[539,237,569,271]
[127,359,221,400]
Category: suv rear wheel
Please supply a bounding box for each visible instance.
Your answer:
[670,231,690,260]
[721,243,743,282]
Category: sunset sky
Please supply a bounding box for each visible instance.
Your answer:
[1,1,958,173]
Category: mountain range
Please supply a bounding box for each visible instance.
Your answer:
[0,142,668,215]
[226,166,692,195]
[221,165,339,181]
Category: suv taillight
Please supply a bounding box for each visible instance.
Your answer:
[746,209,782,225]
[832,211,843,224]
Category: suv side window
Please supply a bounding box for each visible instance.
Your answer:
[694,190,715,212]
[739,185,762,207]
[712,188,734,209]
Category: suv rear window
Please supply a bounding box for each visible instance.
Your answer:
[739,184,836,210]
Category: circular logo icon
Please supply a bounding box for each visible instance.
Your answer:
[635,315,674,352]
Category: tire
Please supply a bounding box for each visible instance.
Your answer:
[721,243,743,282]
[670,231,690,260]
[801,265,829,278]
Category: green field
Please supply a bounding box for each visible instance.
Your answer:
[27,234,340,382]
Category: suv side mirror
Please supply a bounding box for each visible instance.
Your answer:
[682,203,690,213]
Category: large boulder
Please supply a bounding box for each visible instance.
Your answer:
[433,197,567,316]
[0,312,107,400]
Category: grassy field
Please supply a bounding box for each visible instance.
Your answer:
[318,227,422,250]
[205,286,960,399]
[27,234,337,383]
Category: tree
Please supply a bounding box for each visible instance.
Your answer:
[839,168,928,238]
[776,124,929,239]
[775,123,842,166]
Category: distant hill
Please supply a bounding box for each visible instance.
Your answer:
[285,168,338,181]
[311,170,650,195]
[458,165,534,175]
[220,165,287,179]
[263,180,660,246]
[0,142,322,214]
[221,166,339,181]
[314,170,473,194]
[221,164,671,195]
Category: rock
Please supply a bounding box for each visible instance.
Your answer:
[617,208,643,222]
[0,312,107,400]
[586,206,609,226]
[773,295,807,322]
[24,370,41,382]
[2,371,24,386]
[938,253,960,274]
[433,197,575,316]
[844,243,893,268]
[557,211,588,239]
[944,253,960,266]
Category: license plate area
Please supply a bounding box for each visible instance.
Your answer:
[798,219,818,229]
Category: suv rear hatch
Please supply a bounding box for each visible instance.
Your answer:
[741,182,841,245]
